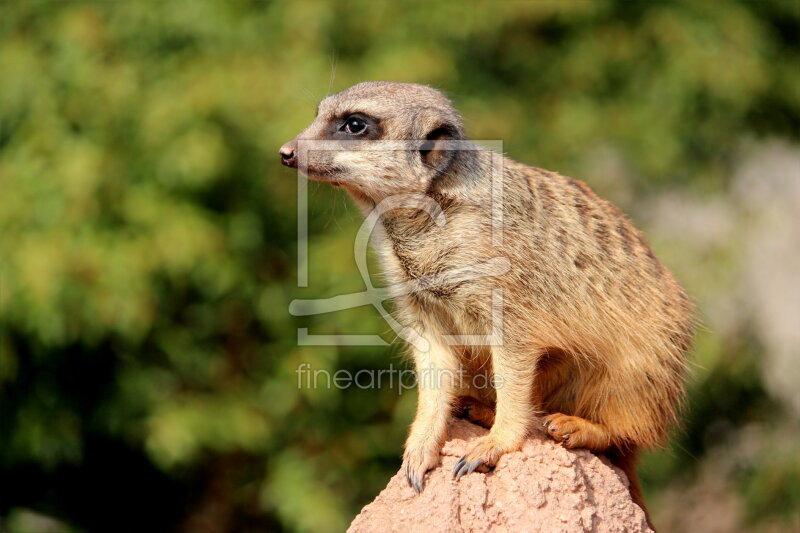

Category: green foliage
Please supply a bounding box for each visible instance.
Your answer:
[1,1,798,531]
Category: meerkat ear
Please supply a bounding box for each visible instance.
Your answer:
[419,123,461,175]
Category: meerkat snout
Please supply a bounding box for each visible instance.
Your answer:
[279,139,297,168]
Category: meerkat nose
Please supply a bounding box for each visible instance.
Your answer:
[279,140,298,168]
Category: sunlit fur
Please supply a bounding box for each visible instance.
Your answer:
[285,82,694,523]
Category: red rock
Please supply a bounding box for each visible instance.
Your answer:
[348,419,652,533]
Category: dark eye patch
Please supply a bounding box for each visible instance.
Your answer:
[331,112,382,140]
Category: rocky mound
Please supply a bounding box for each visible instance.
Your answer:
[348,418,652,533]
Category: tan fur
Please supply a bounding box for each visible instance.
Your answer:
[281,82,694,522]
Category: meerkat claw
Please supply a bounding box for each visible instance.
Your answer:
[452,456,466,477]
[409,474,423,493]
[405,465,421,493]
[453,455,484,480]
[404,460,428,493]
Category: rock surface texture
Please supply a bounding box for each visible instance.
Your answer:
[348,419,653,533]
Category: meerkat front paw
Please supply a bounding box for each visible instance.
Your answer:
[453,434,516,479]
[403,444,441,493]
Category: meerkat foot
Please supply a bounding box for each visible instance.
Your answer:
[544,413,613,451]
[403,443,441,493]
[453,434,516,479]
[453,396,496,428]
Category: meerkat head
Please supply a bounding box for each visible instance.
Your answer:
[280,81,466,201]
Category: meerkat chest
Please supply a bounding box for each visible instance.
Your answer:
[378,237,452,293]
[376,214,494,305]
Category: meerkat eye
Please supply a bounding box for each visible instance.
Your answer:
[342,116,367,135]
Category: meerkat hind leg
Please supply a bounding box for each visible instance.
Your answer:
[543,412,613,451]
[453,396,495,429]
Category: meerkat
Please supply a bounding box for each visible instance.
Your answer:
[280,81,693,523]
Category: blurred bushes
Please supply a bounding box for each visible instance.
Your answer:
[0,1,798,532]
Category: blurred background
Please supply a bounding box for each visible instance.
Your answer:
[1,1,798,532]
